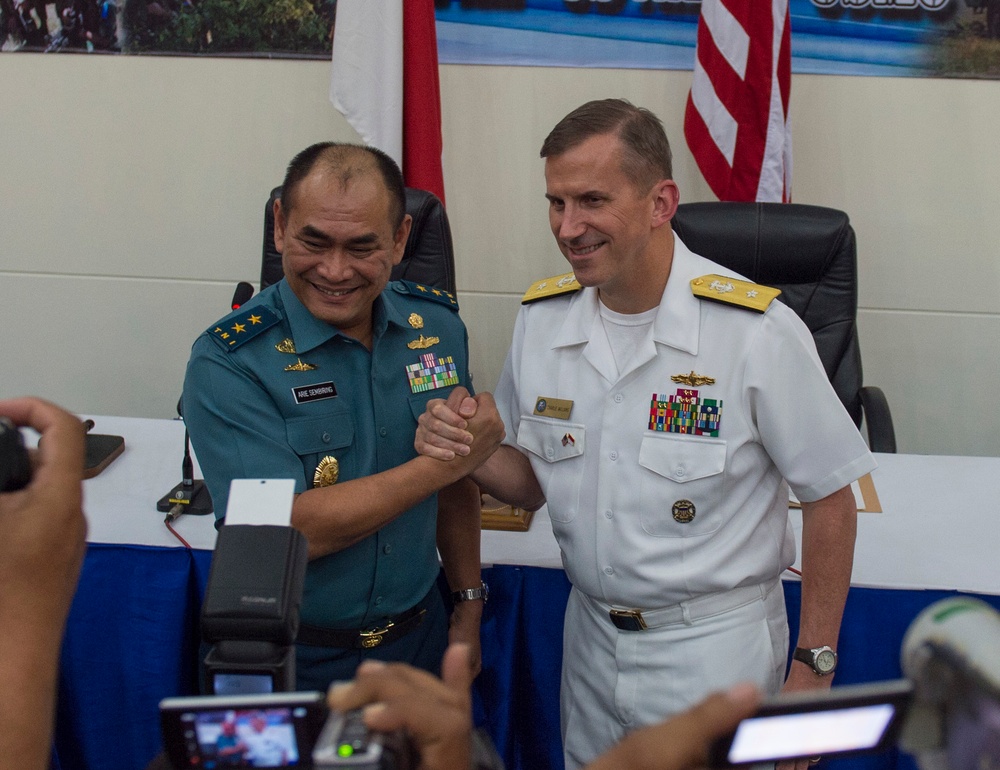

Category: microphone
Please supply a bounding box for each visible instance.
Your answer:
[157,398,213,519]
[232,281,254,310]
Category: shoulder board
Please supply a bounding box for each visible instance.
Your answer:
[394,280,459,311]
[207,306,280,351]
[521,272,582,305]
[690,274,780,314]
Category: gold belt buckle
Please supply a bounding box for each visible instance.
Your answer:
[610,608,648,631]
[359,620,395,649]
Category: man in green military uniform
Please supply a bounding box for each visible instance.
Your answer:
[182,142,500,690]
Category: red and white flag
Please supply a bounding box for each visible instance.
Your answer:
[684,0,791,203]
[330,0,446,204]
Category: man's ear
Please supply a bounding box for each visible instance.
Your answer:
[392,214,413,267]
[651,179,680,229]
[273,198,286,254]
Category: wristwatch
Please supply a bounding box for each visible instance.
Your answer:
[793,645,838,676]
[451,581,489,604]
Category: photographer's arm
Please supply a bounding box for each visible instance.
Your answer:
[0,398,88,770]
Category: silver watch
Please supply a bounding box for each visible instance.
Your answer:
[793,645,838,676]
[451,580,489,604]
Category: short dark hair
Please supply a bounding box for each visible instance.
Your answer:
[280,142,406,230]
[540,99,673,192]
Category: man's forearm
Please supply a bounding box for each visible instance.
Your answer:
[790,485,857,680]
[436,477,483,593]
[471,446,545,512]
[293,452,491,559]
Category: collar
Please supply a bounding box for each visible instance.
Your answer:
[549,232,713,356]
[276,280,410,354]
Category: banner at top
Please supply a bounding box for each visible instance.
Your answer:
[434,0,1000,78]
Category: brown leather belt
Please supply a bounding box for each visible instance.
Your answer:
[297,602,427,650]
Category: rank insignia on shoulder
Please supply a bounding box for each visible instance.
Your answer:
[208,306,280,351]
[690,275,780,313]
[522,272,582,304]
[395,281,459,311]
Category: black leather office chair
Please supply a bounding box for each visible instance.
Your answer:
[671,202,896,453]
[260,186,457,294]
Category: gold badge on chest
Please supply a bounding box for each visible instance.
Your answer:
[313,456,340,488]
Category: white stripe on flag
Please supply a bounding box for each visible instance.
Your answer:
[330,0,404,167]
[690,64,738,166]
[701,0,749,79]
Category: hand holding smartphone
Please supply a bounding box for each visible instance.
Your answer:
[709,679,913,767]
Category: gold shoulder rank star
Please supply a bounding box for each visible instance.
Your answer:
[232,322,246,333]
[249,314,263,325]
[746,290,759,299]
[416,284,428,292]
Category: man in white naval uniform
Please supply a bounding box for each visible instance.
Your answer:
[415,99,877,769]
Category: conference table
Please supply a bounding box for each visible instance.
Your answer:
[52,416,1000,770]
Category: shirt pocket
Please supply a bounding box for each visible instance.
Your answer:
[286,412,356,486]
[638,433,727,537]
[516,415,585,522]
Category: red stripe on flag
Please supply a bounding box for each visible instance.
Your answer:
[684,0,791,203]
[403,0,446,206]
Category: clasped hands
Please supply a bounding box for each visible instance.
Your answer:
[416,387,504,470]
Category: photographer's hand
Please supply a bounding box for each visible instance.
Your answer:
[0,397,88,770]
[328,643,474,770]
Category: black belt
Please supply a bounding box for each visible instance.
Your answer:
[297,602,428,650]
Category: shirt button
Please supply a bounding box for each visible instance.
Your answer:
[374,596,384,605]
[546,447,555,459]
[604,566,614,575]
[605,510,613,519]
[383,544,393,554]
[675,465,686,479]
[609,450,619,461]
[614,393,624,403]
[379,427,388,437]
[321,432,331,443]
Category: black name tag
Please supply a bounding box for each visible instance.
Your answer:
[292,382,338,404]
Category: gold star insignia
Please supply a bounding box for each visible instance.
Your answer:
[416,285,428,292]
[232,323,246,333]
[249,315,262,325]
[432,289,442,296]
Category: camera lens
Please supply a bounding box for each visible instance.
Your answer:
[0,417,33,493]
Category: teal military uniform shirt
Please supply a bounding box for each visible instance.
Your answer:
[182,279,470,630]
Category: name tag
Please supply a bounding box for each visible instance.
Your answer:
[533,396,573,420]
[292,382,338,404]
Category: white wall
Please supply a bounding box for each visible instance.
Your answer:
[1,54,998,456]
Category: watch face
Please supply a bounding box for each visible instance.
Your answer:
[816,649,837,674]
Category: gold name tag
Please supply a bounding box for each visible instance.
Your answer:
[534,396,573,420]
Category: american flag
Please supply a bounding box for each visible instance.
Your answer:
[684,0,792,203]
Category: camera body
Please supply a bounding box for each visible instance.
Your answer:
[159,692,414,769]
[0,417,32,493]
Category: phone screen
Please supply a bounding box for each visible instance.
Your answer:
[728,703,897,763]
[709,679,912,767]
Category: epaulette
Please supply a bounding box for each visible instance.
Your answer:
[207,306,280,351]
[690,274,780,314]
[521,272,582,305]
[394,280,459,311]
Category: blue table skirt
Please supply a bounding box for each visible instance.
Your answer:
[53,547,1000,770]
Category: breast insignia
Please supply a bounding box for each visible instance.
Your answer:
[521,272,582,305]
[690,274,780,313]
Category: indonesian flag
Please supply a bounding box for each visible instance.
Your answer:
[330,0,446,205]
[683,0,791,203]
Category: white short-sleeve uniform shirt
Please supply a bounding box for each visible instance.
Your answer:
[494,234,877,609]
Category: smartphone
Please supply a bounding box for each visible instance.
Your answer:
[709,679,913,767]
[159,691,327,769]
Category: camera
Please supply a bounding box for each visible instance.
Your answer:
[0,417,32,493]
[159,692,414,769]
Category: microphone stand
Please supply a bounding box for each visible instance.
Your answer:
[157,402,213,517]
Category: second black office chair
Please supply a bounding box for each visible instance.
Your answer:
[671,201,896,453]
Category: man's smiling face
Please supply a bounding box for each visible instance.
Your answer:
[275,167,408,344]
